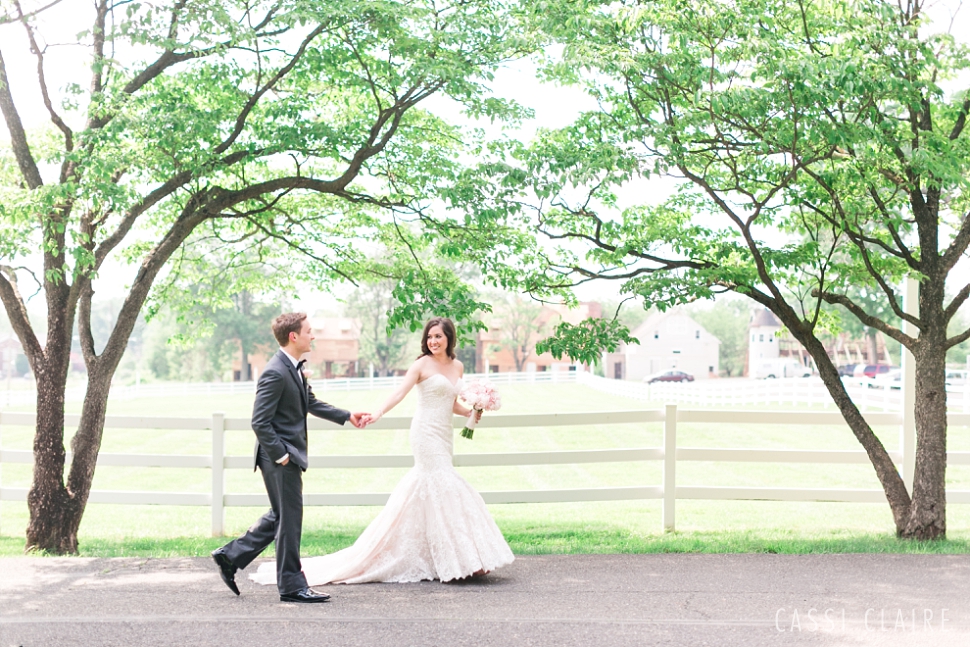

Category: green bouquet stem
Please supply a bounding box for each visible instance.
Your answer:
[460,408,483,439]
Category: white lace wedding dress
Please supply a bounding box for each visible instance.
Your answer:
[249,373,514,585]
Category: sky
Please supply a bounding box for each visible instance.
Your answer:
[1,0,969,318]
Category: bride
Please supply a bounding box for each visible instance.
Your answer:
[250,317,514,585]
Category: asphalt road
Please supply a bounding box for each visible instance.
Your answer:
[2,554,969,647]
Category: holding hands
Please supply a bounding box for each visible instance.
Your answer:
[356,408,480,429]
[349,411,382,428]
[358,411,382,427]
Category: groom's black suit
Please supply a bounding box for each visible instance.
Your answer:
[218,349,350,594]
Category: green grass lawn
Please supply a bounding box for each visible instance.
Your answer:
[3,381,970,556]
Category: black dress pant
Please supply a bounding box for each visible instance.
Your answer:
[219,450,308,595]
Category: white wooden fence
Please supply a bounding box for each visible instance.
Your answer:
[13,369,970,413]
[4,406,970,536]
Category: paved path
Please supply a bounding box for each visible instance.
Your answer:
[2,554,969,646]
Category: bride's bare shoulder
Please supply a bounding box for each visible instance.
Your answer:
[410,355,432,376]
[453,358,465,376]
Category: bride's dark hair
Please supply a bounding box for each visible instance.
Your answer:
[419,317,457,360]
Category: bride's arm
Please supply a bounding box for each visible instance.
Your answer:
[451,361,480,419]
[453,398,483,422]
[369,361,422,422]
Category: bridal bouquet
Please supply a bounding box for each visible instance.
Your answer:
[459,379,501,439]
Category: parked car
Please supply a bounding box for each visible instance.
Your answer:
[946,369,968,388]
[871,368,901,390]
[853,364,896,379]
[870,367,965,390]
[753,359,812,379]
[837,364,857,377]
[644,370,695,383]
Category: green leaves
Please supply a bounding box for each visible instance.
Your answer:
[535,317,638,365]
[387,266,492,346]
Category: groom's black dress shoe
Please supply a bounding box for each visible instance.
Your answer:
[280,588,330,603]
[211,550,240,596]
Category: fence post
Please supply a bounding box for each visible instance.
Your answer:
[211,412,225,536]
[663,403,677,533]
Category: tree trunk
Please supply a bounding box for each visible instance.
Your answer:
[240,343,251,381]
[865,329,879,364]
[25,366,113,554]
[379,341,391,376]
[25,363,79,554]
[239,292,252,381]
[902,329,948,539]
[786,322,914,533]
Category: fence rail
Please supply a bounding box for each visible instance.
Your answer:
[4,406,970,535]
[6,367,970,412]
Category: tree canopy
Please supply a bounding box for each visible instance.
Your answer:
[0,0,531,552]
[433,0,970,538]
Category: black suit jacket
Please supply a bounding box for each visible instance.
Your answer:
[251,349,351,471]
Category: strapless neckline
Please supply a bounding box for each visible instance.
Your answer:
[422,372,462,389]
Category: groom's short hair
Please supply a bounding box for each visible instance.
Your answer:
[272,312,307,346]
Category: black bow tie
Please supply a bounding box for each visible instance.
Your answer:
[297,359,306,371]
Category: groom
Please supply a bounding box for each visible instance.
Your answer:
[211,312,367,602]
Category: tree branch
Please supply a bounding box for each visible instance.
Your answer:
[675,161,792,308]
[121,4,290,100]
[947,325,970,350]
[332,83,442,188]
[944,282,970,324]
[342,29,385,111]
[236,215,360,285]
[88,13,276,132]
[0,266,43,362]
[96,189,217,369]
[13,0,74,154]
[941,211,970,274]
[76,279,98,366]
[538,218,714,271]
[865,185,918,268]
[213,23,327,155]
[90,0,108,96]
[0,0,64,24]
[93,150,252,267]
[93,172,190,268]
[950,97,970,141]
[0,48,45,189]
[166,0,190,40]
[796,169,913,324]
[813,289,915,348]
